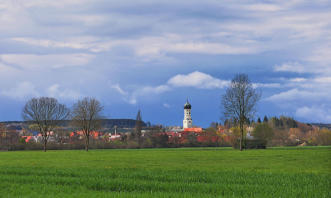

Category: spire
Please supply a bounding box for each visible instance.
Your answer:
[184,98,191,109]
[183,98,193,128]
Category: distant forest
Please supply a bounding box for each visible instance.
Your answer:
[0,119,147,130]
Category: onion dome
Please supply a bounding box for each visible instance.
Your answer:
[184,100,191,109]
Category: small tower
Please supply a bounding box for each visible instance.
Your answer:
[183,99,193,129]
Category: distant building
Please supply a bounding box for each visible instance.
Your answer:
[183,127,203,133]
[109,134,121,140]
[246,126,255,140]
[183,99,193,129]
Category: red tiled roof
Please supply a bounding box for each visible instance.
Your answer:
[183,128,203,132]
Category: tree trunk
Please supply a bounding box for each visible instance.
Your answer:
[240,122,243,151]
[85,135,89,152]
[43,139,47,152]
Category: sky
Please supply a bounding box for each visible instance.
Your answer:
[0,0,330,127]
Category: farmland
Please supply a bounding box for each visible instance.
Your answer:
[0,147,330,197]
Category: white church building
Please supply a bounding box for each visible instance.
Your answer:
[183,100,193,129]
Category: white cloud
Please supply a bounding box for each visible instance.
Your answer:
[113,71,281,105]
[12,37,115,53]
[125,98,136,105]
[266,89,302,101]
[12,37,90,50]
[306,47,331,66]
[1,81,39,100]
[0,1,34,34]
[167,71,229,89]
[266,75,331,122]
[47,84,81,100]
[110,71,228,105]
[167,42,259,55]
[0,62,18,73]
[0,82,82,101]
[242,4,282,12]
[110,83,135,104]
[280,76,331,89]
[140,85,171,95]
[288,78,307,82]
[132,35,261,59]
[111,84,128,96]
[274,62,306,73]
[12,34,261,57]
[163,103,171,108]
[304,46,331,74]
[274,46,331,75]
[296,106,331,123]
[313,77,331,83]
[266,88,330,102]
[129,85,171,105]
[13,34,260,60]
[110,84,171,105]
[0,54,94,69]
[18,0,90,8]
[66,14,108,27]
[253,83,281,88]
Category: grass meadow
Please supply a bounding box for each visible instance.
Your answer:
[0,147,330,197]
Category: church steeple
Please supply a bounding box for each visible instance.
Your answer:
[184,99,191,109]
[183,99,192,128]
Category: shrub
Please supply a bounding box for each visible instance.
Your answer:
[252,123,274,145]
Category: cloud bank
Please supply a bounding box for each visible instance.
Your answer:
[0,0,330,125]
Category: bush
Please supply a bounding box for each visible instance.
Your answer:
[252,123,274,145]
[232,139,266,149]
[312,129,331,146]
[245,139,266,149]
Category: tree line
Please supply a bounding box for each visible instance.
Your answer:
[22,97,103,152]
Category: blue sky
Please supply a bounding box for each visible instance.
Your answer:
[0,0,330,127]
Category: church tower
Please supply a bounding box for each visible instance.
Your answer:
[183,99,193,129]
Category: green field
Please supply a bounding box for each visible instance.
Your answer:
[0,147,330,197]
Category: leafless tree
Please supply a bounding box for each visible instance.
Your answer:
[0,124,19,149]
[22,97,70,152]
[54,126,70,144]
[0,123,7,146]
[72,97,103,151]
[222,74,261,151]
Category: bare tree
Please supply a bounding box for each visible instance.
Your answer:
[0,124,19,148]
[0,123,7,146]
[54,126,70,144]
[222,74,261,151]
[22,97,70,152]
[72,97,103,151]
